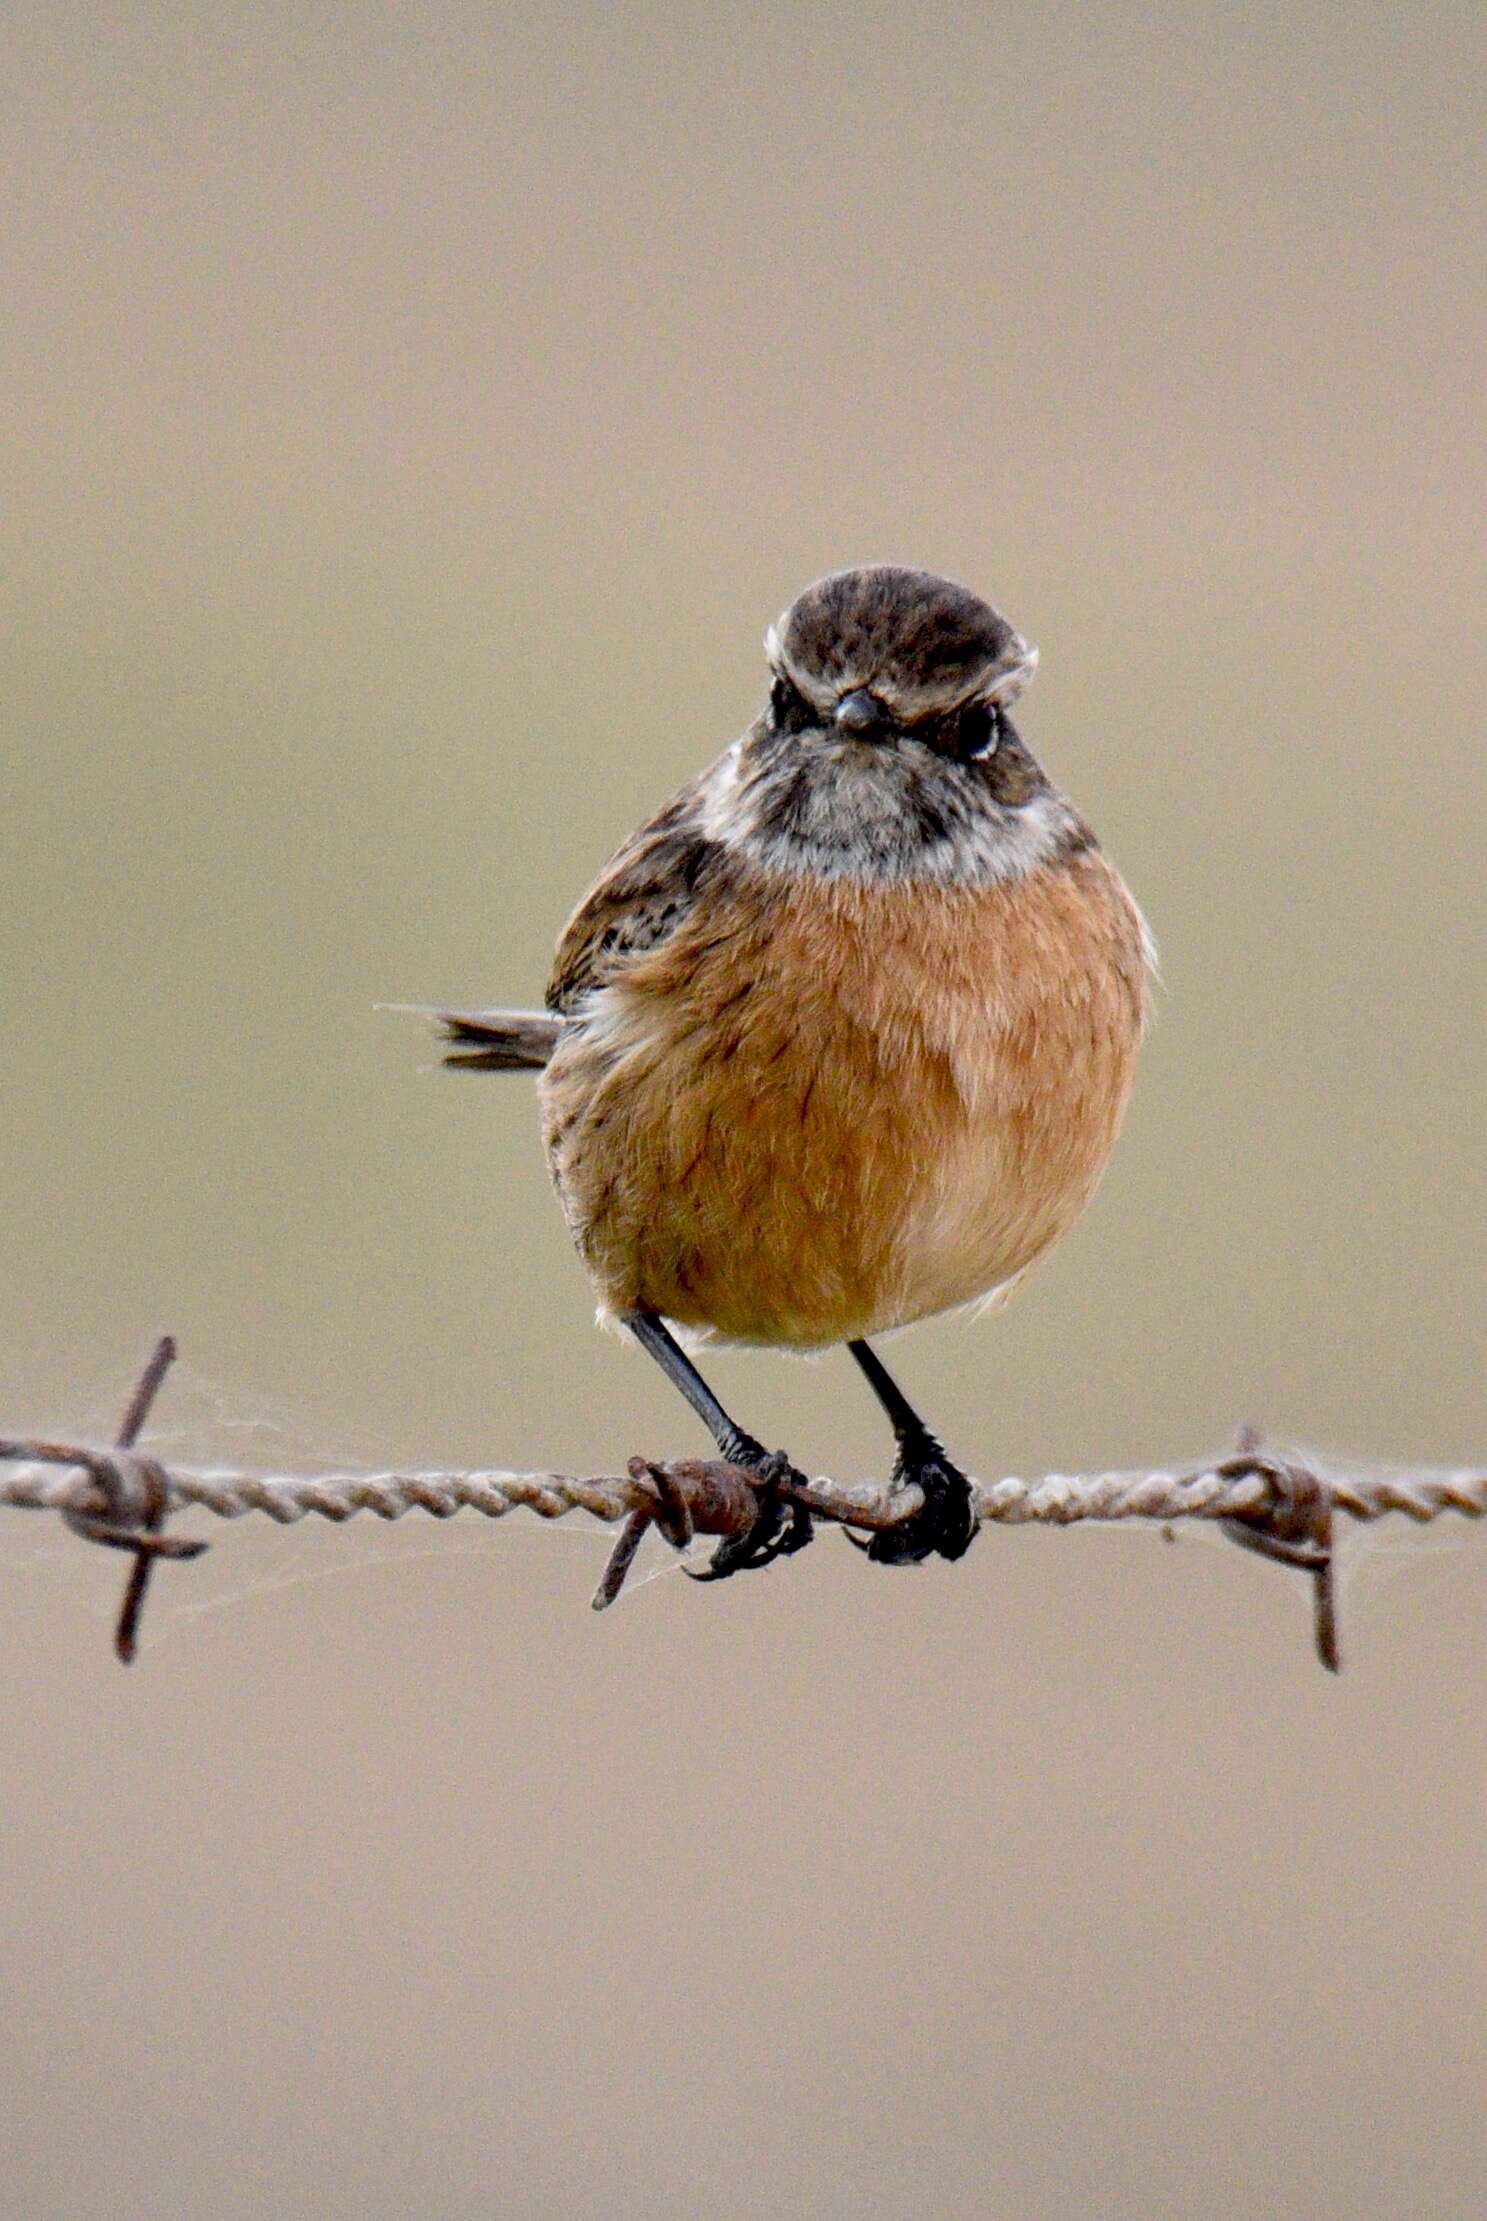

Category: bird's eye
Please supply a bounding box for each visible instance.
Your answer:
[956,700,1000,760]
[770,675,815,733]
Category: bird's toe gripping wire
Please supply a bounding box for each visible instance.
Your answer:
[845,1432,981,1566]
[685,1460,816,1582]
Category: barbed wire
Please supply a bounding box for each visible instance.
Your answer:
[2,1340,1483,1668]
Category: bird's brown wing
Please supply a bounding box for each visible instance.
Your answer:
[546,769,726,1015]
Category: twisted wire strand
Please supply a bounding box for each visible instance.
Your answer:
[10,1334,1480,1670]
[2,1443,1483,1532]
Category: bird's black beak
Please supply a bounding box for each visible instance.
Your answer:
[835,689,892,743]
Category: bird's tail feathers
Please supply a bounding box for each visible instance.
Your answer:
[385,1004,567,1071]
[437,1007,567,1071]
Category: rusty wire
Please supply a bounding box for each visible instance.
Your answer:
[1,1341,1483,1669]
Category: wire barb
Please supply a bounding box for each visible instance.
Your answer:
[41,1337,209,1663]
[0,1346,1483,1665]
[110,1336,182,1663]
[593,1455,761,1608]
[1218,1428,1340,1672]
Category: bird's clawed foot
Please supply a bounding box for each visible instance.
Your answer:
[853,1431,979,1565]
[685,1444,815,1582]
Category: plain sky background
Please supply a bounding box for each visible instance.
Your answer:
[3,4,1486,2217]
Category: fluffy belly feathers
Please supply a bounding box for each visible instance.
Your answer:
[539,856,1148,1348]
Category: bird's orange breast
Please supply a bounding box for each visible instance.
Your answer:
[539,852,1148,1347]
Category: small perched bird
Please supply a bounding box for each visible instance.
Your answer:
[439,566,1151,1574]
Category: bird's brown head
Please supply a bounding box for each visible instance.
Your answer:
[767,565,1036,737]
[709,566,1082,885]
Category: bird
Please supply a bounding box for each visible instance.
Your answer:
[437,565,1152,1576]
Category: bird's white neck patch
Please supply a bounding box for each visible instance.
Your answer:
[699,737,1075,888]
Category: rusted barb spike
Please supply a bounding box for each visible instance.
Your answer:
[592,1507,652,1612]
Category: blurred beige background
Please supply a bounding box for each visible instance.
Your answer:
[3,3,1485,2216]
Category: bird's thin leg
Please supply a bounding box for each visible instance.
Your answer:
[846,1340,979,1565]
[623,1312,813,1577]
[848,1338,940,1446]
[625,1312,767,1468]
